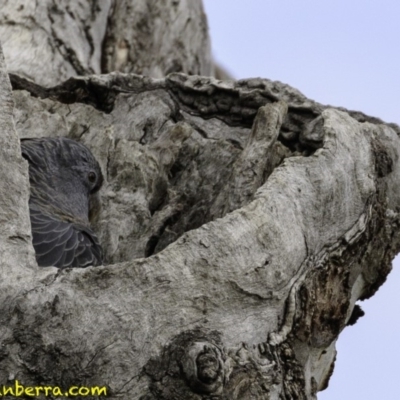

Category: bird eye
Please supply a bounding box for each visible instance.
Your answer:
[88,171,97,183]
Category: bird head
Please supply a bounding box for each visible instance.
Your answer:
[21,137,104,223]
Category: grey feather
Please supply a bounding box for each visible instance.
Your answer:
[21,137,103,268]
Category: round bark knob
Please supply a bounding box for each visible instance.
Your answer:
[181,341,227,394]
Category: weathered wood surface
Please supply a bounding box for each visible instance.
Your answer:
[0,0,212,86]
[1,1,400,399]
[2,62,400,399]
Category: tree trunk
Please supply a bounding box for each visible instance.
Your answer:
[1,2,400,399]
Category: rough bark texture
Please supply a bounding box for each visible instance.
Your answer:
[1,0,212,86]
[1,2,400,400]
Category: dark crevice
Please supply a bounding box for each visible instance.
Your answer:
[144,235,159,258]
[83,25,95,57]
[9,73,117,113]
[9,74,50,99]
[145,211,182,257]
[139,121,154,145]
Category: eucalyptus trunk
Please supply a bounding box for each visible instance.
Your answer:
[0,1,399,399]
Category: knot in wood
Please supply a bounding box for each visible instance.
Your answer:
[196,347,220,384]
[181,341,227,394]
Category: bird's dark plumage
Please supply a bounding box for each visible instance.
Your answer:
[21,137,103,268]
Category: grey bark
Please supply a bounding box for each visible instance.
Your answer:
[1,0,212,86]
[1,2,400,400]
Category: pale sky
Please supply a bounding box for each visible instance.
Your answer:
[203,1,400,399]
